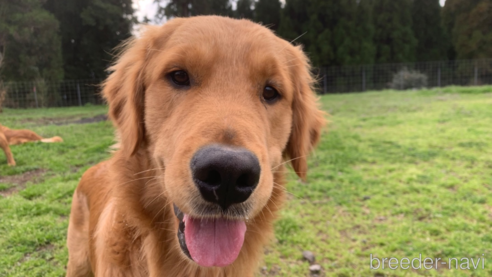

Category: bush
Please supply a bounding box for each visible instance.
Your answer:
[390,68,428,90]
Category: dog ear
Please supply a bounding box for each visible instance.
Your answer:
[286,46,326,181]
[102,22,181,156]
[102,35,148,156]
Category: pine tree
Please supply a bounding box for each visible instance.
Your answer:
[332,0,375,65]
[161,0,192,17]
[443,0,492,59]
[372,0,417,63]
[332,0,357,65]
[44,0,135,80]
[277,0,311,49]
[353,0,376,64]
[278,0,375,67]
[254,0,282,30]
[411,0,448,61]
[304,0,338,66]
[235,0,254,19]
[0,0,63,81]
[193,0,233,17]
[157,0,232,19]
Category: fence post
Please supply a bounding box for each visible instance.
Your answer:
[323,67,327,94]
[437,66,441,87]
[33,85,39,108]
[77,83,82,106]
[362,67,366,92]
[474,65,478,86]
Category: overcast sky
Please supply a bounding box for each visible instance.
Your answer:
[133,0,160,22]
[133,0,448,24]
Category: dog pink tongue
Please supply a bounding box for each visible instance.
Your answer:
[184,215,246,267]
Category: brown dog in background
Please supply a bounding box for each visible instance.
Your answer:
[0,124,63,166]
[66,16,325,276]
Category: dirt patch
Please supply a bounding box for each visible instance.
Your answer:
[435,94,460,102]
[0,169,46,196]
[259,265,283,276]
[36,243,55,252]
[55,114,108,125]
[21,116,76,125]
[19,243,55,264]
[20,114,107,126]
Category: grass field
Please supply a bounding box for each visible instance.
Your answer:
[1,86,492,276]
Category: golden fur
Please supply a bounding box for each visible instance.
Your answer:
[0,124,63,166]
[66,16,325,277]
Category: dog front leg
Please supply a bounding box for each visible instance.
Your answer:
[0,132,15,166]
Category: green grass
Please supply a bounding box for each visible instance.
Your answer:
[1,87,492,276]
[0,106,112,276]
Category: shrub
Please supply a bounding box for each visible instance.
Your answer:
[390,68,428,90]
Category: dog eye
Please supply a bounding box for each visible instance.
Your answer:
[170,70,190,86]
[262,86,280,103]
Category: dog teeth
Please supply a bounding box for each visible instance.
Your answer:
[177,219,192,260]
[174,203,192,260]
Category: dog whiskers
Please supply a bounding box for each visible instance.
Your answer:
[133,167,166,176]
[119,176,156,187]
[272,181,315,204]
[271,155,307,171]
[290,31,307,44]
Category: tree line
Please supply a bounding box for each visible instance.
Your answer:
[0,0,134,82]
[0,0,490,82]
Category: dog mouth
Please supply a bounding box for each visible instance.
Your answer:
[174,204,247,267]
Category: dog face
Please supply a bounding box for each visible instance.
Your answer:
[104,16,324,268]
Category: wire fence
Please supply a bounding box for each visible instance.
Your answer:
[0,79,103,109]
[1,59,492,109]
[317,58,492,94]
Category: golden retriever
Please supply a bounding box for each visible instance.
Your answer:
[0,124,63,166]
[66,16,324,276]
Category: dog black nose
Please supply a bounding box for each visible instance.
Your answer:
[190,145,261,210]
